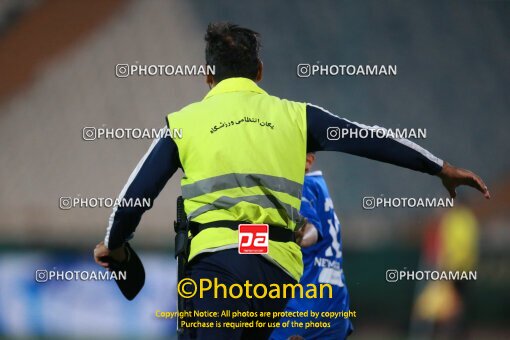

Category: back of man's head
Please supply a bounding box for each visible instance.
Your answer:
[205,22,261,83]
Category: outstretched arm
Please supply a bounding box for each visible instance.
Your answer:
[95,129,181,268]
[306,104,490,199]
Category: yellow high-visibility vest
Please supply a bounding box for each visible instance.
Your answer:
[167,77,307,281]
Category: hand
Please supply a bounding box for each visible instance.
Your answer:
[294,217,308,246]
[438,161,490,199]
[94,241,127,269]
[295,222,319,248]
[295,227,305,246]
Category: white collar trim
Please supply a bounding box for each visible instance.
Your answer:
[306,170,323,177]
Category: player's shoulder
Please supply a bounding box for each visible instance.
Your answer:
[303,170,325,193]
[305,170,324,181]
[307,170,330,192]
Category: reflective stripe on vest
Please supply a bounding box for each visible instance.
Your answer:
[182,173,302,222]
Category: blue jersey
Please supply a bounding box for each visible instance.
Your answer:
[271,171,353,340]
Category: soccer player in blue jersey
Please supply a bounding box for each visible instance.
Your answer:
[271,153,353,340]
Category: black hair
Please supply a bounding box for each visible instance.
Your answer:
[205,22,261,83]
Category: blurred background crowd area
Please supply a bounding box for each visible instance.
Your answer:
[0,0,508,338]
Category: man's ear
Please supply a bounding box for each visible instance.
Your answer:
[206,73,214,89]
[255,59,263,82]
